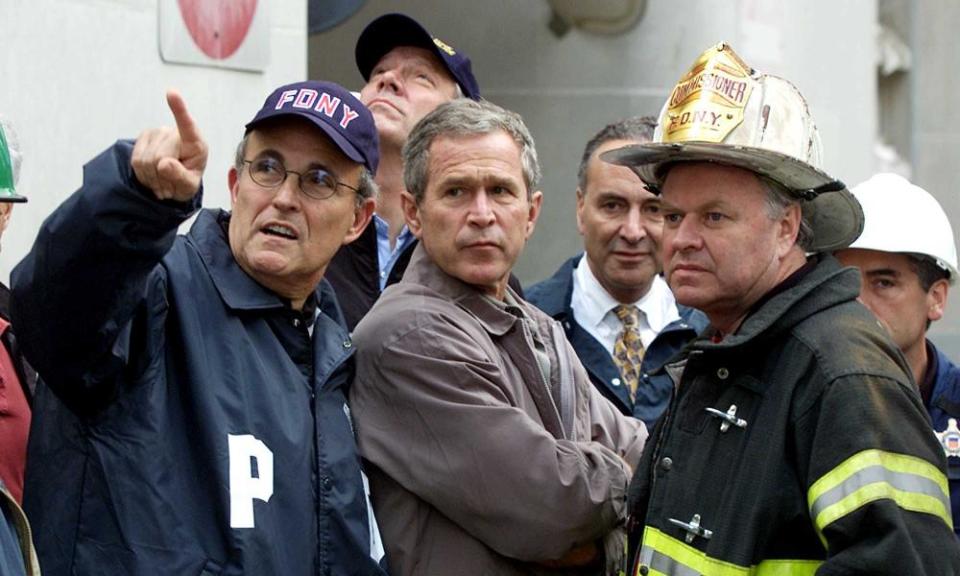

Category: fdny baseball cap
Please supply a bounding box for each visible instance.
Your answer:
[355,13,481,101]
[245,80,380,174]
[604,42,862,253]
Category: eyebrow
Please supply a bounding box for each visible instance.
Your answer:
[254,148,285,162]
[405,61,437,74]
[253,148,335,174]
[438,174,521,190]
[863,268,900,277]
[593,191,629,202]
[661,199,730,212]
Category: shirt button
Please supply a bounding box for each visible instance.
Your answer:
[343,340,352,349]
[612,378,621,387]
[321,476,332,490]
[660,457,673,471]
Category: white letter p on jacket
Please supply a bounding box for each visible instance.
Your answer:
[228,434,274,528]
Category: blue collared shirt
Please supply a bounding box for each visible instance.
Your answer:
[374,214,416,290]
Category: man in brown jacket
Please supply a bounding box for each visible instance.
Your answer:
[350,98,648,575]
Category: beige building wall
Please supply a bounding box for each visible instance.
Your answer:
[0,0,308,282]
[911,1,960,354]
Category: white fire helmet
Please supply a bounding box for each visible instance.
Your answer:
[848,172,958,284]
[604,42,863,253]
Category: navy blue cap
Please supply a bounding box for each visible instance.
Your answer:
[355,13,481,101]
[245,80,380,174]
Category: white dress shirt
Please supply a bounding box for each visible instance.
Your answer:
[570,256,680,356]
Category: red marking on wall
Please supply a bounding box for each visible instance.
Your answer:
[177,0,258,60]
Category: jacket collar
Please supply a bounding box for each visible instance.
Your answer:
[531,254,706,331]
[188,209,342,322]
[695,254,859,351]
[528,255,580,317]
[403,243,520,336]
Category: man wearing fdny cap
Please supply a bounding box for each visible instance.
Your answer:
[11,82,387,575]
[607,44,960,574]
[325,12,482,330]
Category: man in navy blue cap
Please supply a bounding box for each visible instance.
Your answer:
[326,12,482,330]
[12,82,387,575]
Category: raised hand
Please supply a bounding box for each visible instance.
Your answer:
[131,90,208,202]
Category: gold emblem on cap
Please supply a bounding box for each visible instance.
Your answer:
[433,37,456,56]
[663,42,754,144]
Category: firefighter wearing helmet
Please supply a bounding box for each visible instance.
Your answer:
[836,172,960,536]
[607,43,960,575]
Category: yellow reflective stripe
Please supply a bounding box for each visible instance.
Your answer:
[755,560,820,576]
[636,527,821,576]
[807,449,952,537]
[809,449,949,503]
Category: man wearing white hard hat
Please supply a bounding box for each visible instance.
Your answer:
[836,172,960,536]
[606,43,960,574]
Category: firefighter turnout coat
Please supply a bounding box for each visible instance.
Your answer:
[627,255,960,575]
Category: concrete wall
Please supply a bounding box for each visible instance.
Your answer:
[309,0,877,287]
[0,0,308,283]
[912,1,960,353]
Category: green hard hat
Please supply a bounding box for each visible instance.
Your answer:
[0,123,26,203]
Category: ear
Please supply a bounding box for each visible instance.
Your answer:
[343,197,376,245]
[525,190,543,240]
[0,203,12,240]
[228,167,240,207]
[927,279,949,323]
[575,188,586,236]
[402,191,423,239]
[777,203,803,257]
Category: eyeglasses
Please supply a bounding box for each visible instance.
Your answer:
[242,157,359,200]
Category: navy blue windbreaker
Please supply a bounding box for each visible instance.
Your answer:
[927,341,960,537]
[11,141,385,575]
[526,255,708,429]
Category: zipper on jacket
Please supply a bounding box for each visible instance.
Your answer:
[517,315,565,438]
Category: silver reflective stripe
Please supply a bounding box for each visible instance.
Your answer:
[809,464,950,519]
[638,545,701,576]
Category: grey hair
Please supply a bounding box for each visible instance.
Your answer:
[402,99,541,202]
[0,116,22,186]
[759,176,814,251]
[577,116,657,191]
[233,134,377,204]
[355,168,378,203]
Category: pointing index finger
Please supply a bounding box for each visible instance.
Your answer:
[166,89,202,145]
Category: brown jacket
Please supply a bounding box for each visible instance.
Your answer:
[351,246,647,575]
